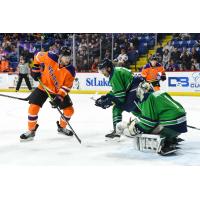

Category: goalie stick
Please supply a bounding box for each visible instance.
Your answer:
[187,125,200,131]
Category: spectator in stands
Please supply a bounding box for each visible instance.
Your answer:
[91,57,99,72]
[191,47,200,63]
[163,41,174,56]
[170,48,181,64]
[82,59,90,72]
[167,59,180,71]
[191,59,200,71]
[131,35,139,49]
[156,42,163,56]
[104,49,111,59]
[156,42,163,62]
[78,38,87,53]
[179,33,191,40]
[180,48,192,70]
[114,48,128,67]
[162,49,170,68]
[0,47,7,60]
[113,42,121,59]
[0,56,9,72]
[15,56,32,92]
[127,45,138,65]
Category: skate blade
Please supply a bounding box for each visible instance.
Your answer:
[105,137,121,142]
[20,137,34,142]
[159,149,177,156]
[57,132,73,137]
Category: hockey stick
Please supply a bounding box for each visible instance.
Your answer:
[90,91,99,101]
[187,125,200,131]
[0,93,30,101]
[38,79,82,144]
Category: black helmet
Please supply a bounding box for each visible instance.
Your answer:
[60,46,71,56]
[98,59,114,70]
[150,54,158,61]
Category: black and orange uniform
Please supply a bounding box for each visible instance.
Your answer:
[141,62,166,91]
[28,51,75,131]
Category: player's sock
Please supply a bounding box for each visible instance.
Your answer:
[28,104,40,131]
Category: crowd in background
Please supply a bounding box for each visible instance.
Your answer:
[156,34,200,71]
[0,33,200,73]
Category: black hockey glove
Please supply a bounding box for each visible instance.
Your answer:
[31,65,41,81]
[50,95,63,108]
[95,95,113,109]
[160,74,166,81]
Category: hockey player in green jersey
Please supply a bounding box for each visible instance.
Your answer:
[94,59,143,140]
[116,82,187,155]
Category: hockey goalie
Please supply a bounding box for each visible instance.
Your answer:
[116,82,187,156]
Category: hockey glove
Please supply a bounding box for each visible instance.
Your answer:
[157,72,166,81]
[160,74,166,81]
[50,95,64,108]
[31,65,41,81]
[95,95,113,109]
[127,118,143,136]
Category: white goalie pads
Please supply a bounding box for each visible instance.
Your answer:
[116,119,138,137]
[133,134,164,153]
[116,121,164,153]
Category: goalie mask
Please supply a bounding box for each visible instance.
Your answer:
[136,82,151,101]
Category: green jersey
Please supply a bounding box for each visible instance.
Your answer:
[137,90,186,133]
[108,67,134,101]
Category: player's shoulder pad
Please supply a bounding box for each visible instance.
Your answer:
[48,51,59,62]
[143,63,151,69]
[65,64,76,77]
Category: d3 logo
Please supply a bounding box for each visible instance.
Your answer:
[168,77,189,87]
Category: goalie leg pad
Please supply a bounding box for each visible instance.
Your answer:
[133,134,161,152]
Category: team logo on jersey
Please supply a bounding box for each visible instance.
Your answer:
[48,66,59,90]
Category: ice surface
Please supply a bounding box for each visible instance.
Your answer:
[0,92,200,166]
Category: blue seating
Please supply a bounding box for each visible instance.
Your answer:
[138,43,148,55]
[179,40,188,48]
[173,40,180,48]
[187,40,197,48]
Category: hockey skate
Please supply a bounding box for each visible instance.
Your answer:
[157,138,177,156]
[173,137,184,145]
[105,130,120,141]
[20,124,39,142]
[57,121,73,136]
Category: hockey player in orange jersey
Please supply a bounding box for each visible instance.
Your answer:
[141,55,166,91]
[20,47,76,141]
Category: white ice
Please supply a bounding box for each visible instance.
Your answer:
[0,92,200,166]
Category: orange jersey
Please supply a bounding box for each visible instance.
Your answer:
[33,51,76,97]
[0,60,9,72]
[141,62,165,82]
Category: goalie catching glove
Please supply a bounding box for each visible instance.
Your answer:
[95,94,113,109]
[116,118,142,137]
